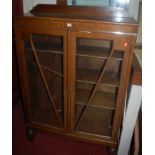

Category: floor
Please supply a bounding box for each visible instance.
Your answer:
[13,104,109,155]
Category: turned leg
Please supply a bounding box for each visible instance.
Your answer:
[26,127,37,141]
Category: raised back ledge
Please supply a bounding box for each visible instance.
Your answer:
[28,4,137,25]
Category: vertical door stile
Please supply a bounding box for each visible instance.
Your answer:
[15,29,32,123]
[70,31,77,131]
[63,31,68,132]
[67,30,72,132]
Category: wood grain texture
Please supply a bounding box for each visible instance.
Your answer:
[31,4,135,23]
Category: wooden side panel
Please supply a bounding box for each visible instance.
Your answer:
[112,36,137,138]
[12,0,23,106]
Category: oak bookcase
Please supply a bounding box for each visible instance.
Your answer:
[14,4,137,152]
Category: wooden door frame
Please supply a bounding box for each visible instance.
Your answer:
[67,30,135,141]
[14,27,68,132]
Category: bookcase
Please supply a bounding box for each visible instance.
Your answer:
[14,4,137,152]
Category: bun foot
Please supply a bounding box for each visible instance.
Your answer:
[107,147,117,155]
[26,128,36,141]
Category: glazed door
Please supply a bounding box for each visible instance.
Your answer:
[68,31,132,140]
[15,28,68,131]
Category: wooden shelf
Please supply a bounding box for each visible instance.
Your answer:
[77,46,123,60]
[32,107,63,128]
[76,68,119,87]
[75,105,113,136]
[25,48,63,55]
[25,48,63,77]
[76,89,116,110]
[26,57,63,77]
[24,41,63,54]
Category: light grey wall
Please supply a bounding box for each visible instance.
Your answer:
[129,0,141,21]
[129,0,142,43]
[137,1,142,44]
[23,0,56,13]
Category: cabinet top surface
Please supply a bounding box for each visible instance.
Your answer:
[22,4,137,25]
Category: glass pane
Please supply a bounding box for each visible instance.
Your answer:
[67,0,126,8]
[76,105,114,136]
[23,34,64,128]
[74,37,123,137]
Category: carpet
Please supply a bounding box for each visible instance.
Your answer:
[13,104,109,155]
